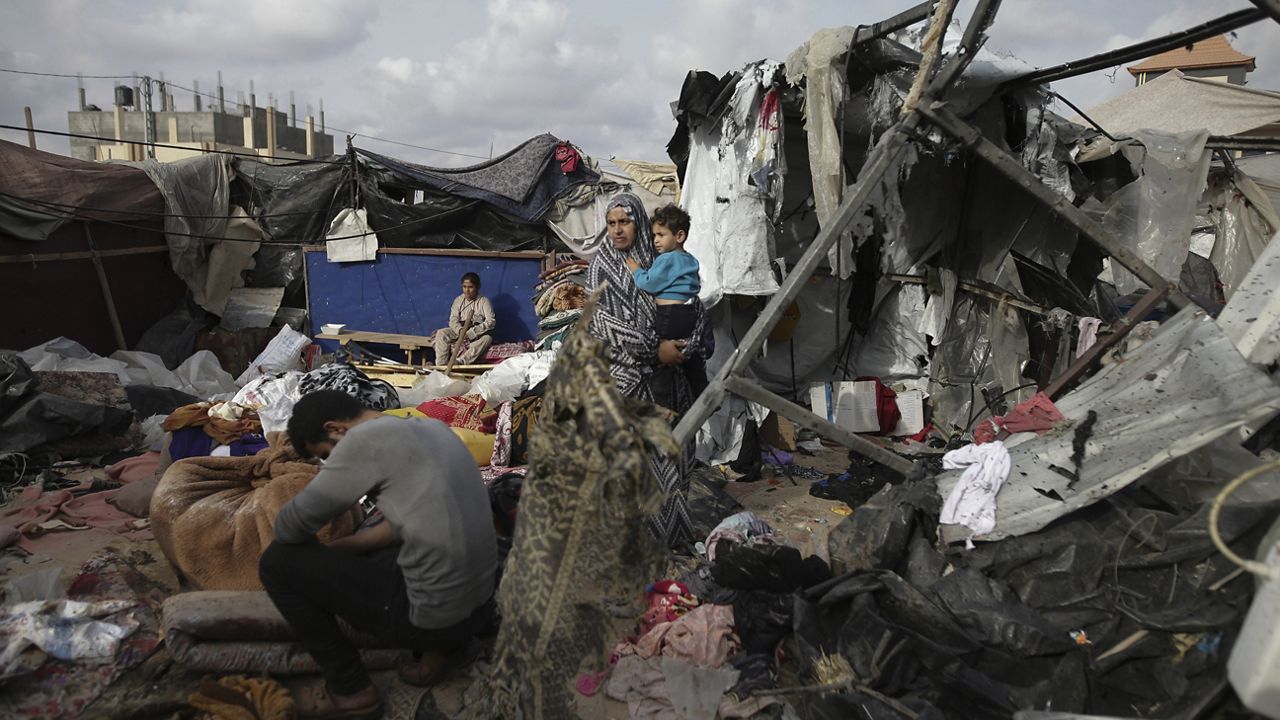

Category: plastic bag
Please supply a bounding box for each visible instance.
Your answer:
[173,351,238,400]
[232,372,304,435]
[398,371,472,407]
[235,325,311,387]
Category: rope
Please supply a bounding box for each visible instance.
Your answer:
[1208,456,1280,580]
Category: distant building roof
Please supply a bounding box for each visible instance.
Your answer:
[1087,69,1280,137]
[1127,35,1255,75]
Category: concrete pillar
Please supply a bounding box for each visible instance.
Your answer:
[306,115,315,157]
[168,116,179,143]
[193,80,202,112]
[23,106,36,149]
[243,114,255,148]
[78,87,86,111]
[113,105,124,141]
[266,103,277,158]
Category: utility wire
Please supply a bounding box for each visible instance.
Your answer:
[0,190,329,221]
[0,67,132,79]
[0,124,345,165]
[0,188,452,245]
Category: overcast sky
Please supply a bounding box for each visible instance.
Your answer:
[1,0,1277,166]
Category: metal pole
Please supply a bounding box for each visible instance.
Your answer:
[141,76,156,159]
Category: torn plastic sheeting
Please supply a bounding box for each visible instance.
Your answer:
[695,394,769,467]
[1205,170,1279,299]
[1216,229,1280,367]
[936,306,1280,543]
[1083,129,1211,297]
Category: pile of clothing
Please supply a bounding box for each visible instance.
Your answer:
[531,259,589,350]
[597,514,830,719]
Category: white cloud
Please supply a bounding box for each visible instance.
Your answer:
[376,57,415,83]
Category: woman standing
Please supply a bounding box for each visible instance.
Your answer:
[586,192,708,548]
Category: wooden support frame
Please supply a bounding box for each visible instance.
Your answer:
[1042,285,1170,400]
[81,223,128,352]
[725,376,915,475]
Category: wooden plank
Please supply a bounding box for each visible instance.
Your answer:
[850,1,933,45]
[917,101,1190,309]
[1042,285,1170,400]
[672,111,923,447]
[82,224,128,352]
[315,330,436,347]
[0,245,169,265]
[725,376,915,476]
[302,245,546,260]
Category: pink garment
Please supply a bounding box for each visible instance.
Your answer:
[105,452,162,485]
[0,485,74,534]
[60,488,143,534]
[1076,317,1103,358]
[973,392,1066,444]
[622,604,739,669]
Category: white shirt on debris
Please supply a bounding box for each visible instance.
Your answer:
[940,441,1012,548]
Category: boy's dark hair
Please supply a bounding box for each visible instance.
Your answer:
[652,204,691,237]
[287,390,365,457]
[461,272,481,287]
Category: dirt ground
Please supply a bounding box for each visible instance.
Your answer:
[5,444,855,719]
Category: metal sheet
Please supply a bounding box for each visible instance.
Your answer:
[937,306,1280,542]
[1216,230,1280,366]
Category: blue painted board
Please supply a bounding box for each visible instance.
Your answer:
[306,251,542,359]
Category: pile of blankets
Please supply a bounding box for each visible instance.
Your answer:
[150,432,361,591]
[531,259,589,350]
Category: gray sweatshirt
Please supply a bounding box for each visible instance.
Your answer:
[273,415,497,629]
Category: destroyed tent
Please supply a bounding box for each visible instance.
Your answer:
[666,22,1083,439]
[666,16,1277,440]
[545,160,679,260]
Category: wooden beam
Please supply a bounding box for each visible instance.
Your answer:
[1249,0,1280,25]
[0,245,169,264]
[672,111,923,447]
[301,245,547,260]
[1003,8,1265,88]
[916,101,1190,309]
[82,224,128,351]
[1042,285,1169,400]
[724,376,915,476]
[926,0,1003,96]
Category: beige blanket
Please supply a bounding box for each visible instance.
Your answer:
[150,433,361,590]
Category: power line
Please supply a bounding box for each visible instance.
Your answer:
[0,67,132,80]
[161,79,492,161]
[0,188,465,245]
[0,124,344,165]
[0,189,330,221]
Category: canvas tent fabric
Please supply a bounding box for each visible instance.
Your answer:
[356,134,600,222]
[1085,70,1280,138]
[545,171,672,260]
[0,139,164,239]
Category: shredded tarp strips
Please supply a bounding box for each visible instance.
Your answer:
[357,134,601,222]
[1206,170,1280,299]
[681,62,783,307]
[1216,229,1280,366]
[359,176,546,252]
[937,306,1280,543]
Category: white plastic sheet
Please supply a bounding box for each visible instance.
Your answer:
[469,350,557,406]
[397,371,472,407]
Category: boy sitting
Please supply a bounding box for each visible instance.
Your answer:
[625,204,708,405]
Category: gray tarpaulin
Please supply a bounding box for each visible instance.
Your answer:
[1217,230,1280,366]
[128,155,268,315]
[937,306,1280,543]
